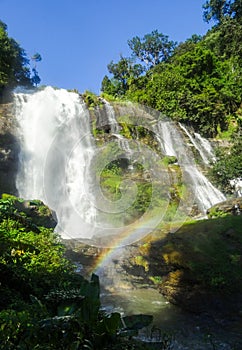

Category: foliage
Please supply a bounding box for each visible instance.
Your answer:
[83,90,103,108]
[101,6,242,142]
[101,30,176,97]
[31,52,42,63]
[210,133,242,190]
[0,196,153,349]
[203,0,242,24]
[127,30,177,68]
[130,43,241,136]
[0,19,38,98]
[203,0,231,23]
[204,18,242,58]
[101,56,144,97]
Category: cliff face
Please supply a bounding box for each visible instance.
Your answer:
[0,103,19,196]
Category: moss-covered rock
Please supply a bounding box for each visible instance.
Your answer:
[1,194,57,229]
[207,197,242,217]
[123,213,242,316]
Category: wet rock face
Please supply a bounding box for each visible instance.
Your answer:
[95,105,111,133]
[0,103,19,196]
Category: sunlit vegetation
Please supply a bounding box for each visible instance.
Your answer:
[0,195,156,349]
[0,20,41,100]
[0,2,242,347]
[101,1,242,188]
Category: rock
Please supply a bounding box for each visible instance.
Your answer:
[207,197,242,217]
[94,103,112,133]
[119,214,242,318]
[0,102,19,196]
[5,196,57,229]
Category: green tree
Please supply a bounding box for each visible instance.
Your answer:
[31,52,42,64]
[102,56,143,96]
[204,17,242,58]
[230,0,242,21]
[211,134,242,190]
[128,30,177,69]
[203,0,242,23]
[0,20,32,97]
[174,34,203,57]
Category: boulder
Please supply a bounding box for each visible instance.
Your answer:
[15,199,57,229]
[1,195,57,229]
[207,197,242,218]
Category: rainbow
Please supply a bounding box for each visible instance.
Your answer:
[91,213,167,275]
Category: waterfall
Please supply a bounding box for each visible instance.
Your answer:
[155,120,177,156]
[194,132,216,163]
[14,87,97,239]
[156,120,226,212]
[102,100,120,133]
[112,133,132,155]
[96,99,120,134]
[14,89,226,242]
[178,123,216,165]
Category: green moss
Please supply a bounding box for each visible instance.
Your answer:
[162,156,177,166]
[133,255,149,271]
[165,216,242,291]
[149,276,163,285]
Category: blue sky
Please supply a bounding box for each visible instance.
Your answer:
[1,0,211,93]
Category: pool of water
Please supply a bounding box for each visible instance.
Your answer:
[99,267,242,349]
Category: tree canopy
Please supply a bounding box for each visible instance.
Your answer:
[203,0,242,23]
[101,9,242,137]
[0,20,41,99]
[127,30,177,68]
[101,30,176,97]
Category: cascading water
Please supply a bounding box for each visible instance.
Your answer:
[178,122,216,165]
[194,132,216,163]
[14,89,233,347]
[155,120,177,156]
[156,119,226,212]
[102,99,120,133]
[15,86,96,239]
[15,88,226,243]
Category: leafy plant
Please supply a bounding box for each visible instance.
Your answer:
[0,196,154,349]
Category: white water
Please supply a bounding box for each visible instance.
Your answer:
[178,123,216,165]
[101,99,120,133]
[15,87,96,239]
[156,120,177,156]
[113,133,132,155]
[156,120,226,212]
[15,88,226,242]
[13,89,240,348]
[194,132,216,162]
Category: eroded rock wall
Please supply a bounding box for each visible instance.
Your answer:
[0,103,19,196]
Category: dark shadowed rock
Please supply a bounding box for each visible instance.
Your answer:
[0,103,19,196]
